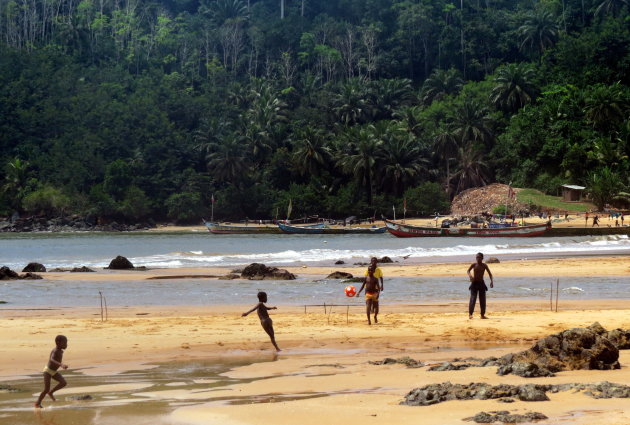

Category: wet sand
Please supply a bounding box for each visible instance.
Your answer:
[2,299,630,424]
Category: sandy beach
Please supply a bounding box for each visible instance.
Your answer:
[1,253,629,425]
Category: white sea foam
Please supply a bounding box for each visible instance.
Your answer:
[120,234,630,267]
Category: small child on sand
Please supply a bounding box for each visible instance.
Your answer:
[356,265,381,325]
[242,292,281,351]
[35,335,68,408]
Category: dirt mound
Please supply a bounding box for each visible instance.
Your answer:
[451,184,525,216]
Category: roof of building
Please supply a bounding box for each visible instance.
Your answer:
[561,184,586,190]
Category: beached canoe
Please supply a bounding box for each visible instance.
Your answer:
[384,219,550,237]
[204,221,283,234]
[278,222,387,234]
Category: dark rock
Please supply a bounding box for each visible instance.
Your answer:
[369,357,424,368]
[0,384,20,393]
[497,362,554,378]
[497,398,515,403]
[342,277,365,283]
[486,257,500,263]
[240,263,295,280]
[67,394,93,401]
[428,362,473,371]
[401,382,551,406]
[70,266,95,273]
[0,266,19,280]
[464,411,548,423]
[583,381,630,399]
[22,262,46,272]
[334,260,345,265]
[517,384,549,401]
[378,256,393,263]
[498,323,620,377]
[221,273,241,280]
[106,256,135,270]
[19,272,43,280]
[326,271,354,279]
[605,329,630,349]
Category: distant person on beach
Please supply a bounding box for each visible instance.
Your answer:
[585,212,589,226]
[242,291,280,351]
[35,335,68,408]
[466,253,494,320]
[592,215,600,227]
[364,257,384,292]
[357,265,381,325]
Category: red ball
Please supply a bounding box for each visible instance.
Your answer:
[344,285,356,297]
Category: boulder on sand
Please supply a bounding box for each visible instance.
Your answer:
[326,271,353,279]
[0,266,19,280]
[106,256,135,270]
[22,262,46,272]
[241,263,295,280]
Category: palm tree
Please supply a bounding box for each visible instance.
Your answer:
[518,10,559,57]
[292,127,331,177]
[490,63,538,113]
[433,127,460,193]
[205,137,249,185]
[331,78,371,126]
[595,0,629,16]
[451,144,490,195]
[244,82,288,164]
[583,83,628,131]
[452,99,494,148]
[369,78,414,120]
[2,158,29,211]
[199,0,248,25]
[337,125,381,204]
[421,68,464,105]
[375,122,427,196]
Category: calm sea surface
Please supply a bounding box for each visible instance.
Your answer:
[1,232,628,307]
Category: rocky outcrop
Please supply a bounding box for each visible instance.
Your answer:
[106,256,135,270]
[464,411,548,423]
[403,381,630,407]
[0,215,156,233]
[326,271,353,279]
[22,262,46,272]
[0,266,19,280]
[497,323,620,376]
[369,357,424,368]
[71,266,95,272]
[240,263,296,280]
[486,257,500,263]
[0,266,42,280]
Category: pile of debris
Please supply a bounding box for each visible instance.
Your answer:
[451,184,526,216]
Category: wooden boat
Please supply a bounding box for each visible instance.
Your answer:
[278,222,387,234]
[384,219,550,237]
[204,220,283,234]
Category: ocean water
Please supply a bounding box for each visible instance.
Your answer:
[0,232,628,307]
[0,232,629,269]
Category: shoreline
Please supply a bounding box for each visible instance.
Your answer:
[29,255,630,280]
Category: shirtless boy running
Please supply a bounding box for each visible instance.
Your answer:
[242,291,281,351]
[466,252,494,319]
[356,265,381,325]
[35,335,68,408]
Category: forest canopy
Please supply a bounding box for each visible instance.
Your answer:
[1,0,628,222]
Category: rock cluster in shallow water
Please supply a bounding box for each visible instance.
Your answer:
[463,410,548,423]
[402,381,630,406]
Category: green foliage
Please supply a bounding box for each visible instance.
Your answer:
[165,192,205,223]
[404,182,450,216]
[21,185,71,217]
[587,166,623,210]
[0,0,628,222]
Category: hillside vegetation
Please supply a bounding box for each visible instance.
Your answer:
[0,0,628,222]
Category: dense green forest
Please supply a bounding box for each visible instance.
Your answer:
[0,0,628,222]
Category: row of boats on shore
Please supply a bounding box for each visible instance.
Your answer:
[204,219,552,237]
